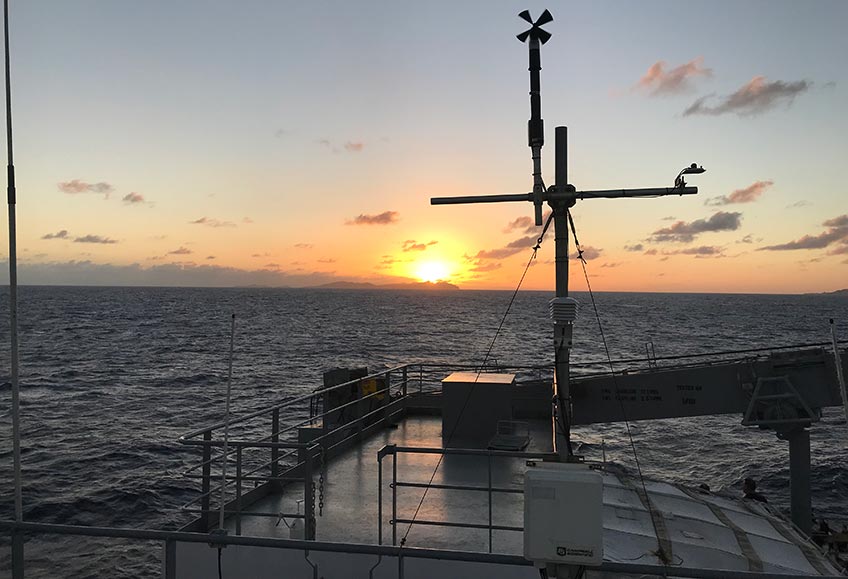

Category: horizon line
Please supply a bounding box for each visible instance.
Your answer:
[1,283,845,297]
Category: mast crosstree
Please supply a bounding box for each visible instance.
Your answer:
[431,10,704,460]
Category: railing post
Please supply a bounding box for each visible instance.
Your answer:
[304,445,315,540]
[382,371,392,426]
[488,452,493,553]
[12,526,24,579]
[271,408,280,489]
[402,366,408,397]
[392,446,398,546]
[377,452,383,545]
[357,379,365,439]
[235,446,243,536]
[201,429,212,530]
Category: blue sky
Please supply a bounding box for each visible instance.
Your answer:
[2,1,846,291]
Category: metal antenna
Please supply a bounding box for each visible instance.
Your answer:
[4,0,25,575]
[431,10,705,460]
[4,0,24,576]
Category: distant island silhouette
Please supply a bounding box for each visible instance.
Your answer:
[314,281,459,291]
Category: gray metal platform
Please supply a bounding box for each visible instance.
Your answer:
[213,412,841,576]
[223,414,553,554]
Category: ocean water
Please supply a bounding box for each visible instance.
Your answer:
[0,286,847,577]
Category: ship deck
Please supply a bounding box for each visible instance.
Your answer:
[172,366,846,577]
[224,414,552,554]
[211,412,843,577]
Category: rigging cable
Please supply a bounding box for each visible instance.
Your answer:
[399,209,555,548]
[567,209,671,566]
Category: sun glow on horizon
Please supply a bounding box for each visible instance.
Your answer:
[415,260,451,283]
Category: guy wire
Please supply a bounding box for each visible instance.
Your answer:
[567,209,670,565]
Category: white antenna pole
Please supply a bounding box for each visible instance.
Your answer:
[830,319,848,422]
[218,313,236,530]
[4,0,22,526]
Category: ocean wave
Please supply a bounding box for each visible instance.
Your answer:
[1,287,846,576]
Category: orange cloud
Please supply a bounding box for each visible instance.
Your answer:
[573,246,602,260]
[759,214,848,251]
[503,216,534,233]
[58,179,113,198]
[664,246,725,257]
[402,239,438,252]
[650,211,742,243]
[706,180,773,206]
[474,236,536,260]
[74,234,117,244]
[122,192,145,204]
[346,211,399,225]
[636,57,712,95]
[190,217,236,228]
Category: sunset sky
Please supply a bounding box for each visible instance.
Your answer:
[1,1,846,292]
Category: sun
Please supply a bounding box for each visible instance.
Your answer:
[415,261,450,283]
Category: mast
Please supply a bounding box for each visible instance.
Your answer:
[4,0,24,575]
[550,127,574,459]
[431,10,704,461]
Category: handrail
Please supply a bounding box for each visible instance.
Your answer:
[0,520,532,566]
[393,517,523,533]
[177,376,412,532]
[380,445,558,460]
[178,368,416,491]
[412,362,552,370]
[378,445,559,552]
[266,381,396,441]
[180,440,312,448]
[179,364,410,439]
[178,362,556,441]
[4,520,841,579]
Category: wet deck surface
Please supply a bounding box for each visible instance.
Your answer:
[225,415,552,555]
[218,414,842,575]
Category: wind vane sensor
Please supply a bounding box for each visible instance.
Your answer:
[517,9,553,44]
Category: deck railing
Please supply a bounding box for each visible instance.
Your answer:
[3,520,841,579]
[176,362,553,534]
[377,445,558,553]
[177,365,413,533]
